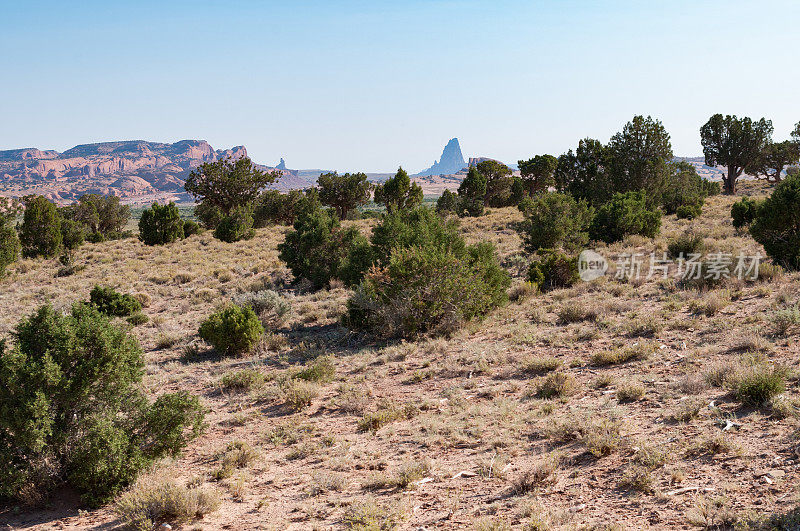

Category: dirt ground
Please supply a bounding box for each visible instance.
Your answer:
[1,181,800,530]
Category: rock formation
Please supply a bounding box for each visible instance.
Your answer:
[416,138,466,176]
[0,140,297,204]
[276,158,287,170]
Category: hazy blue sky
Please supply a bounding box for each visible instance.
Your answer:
[2,0,799,172]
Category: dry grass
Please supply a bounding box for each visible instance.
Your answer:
[3,184,799,529]
[115,470,220,530]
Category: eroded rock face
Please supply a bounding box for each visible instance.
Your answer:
[416,138,466,177]
[0,140,294,204]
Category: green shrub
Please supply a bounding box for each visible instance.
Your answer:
[733,365,787,406]
[370,207,463,266]
[527,251,579,292]
[126,312,149,326]
[0,224,20,276]
[139,202,184,246]
[283,380,319,411]
[295,355,336,383]
[357,402,417,433]
[701,179,721,196]
[19,195,62,258]
[214,206,255,243]
[589,191,661,243]
[59,218,86,260]
[616,380,645,402]
[198,304,264,356]
[676,204,701,219]
[182,219,201,237]
[731,196,761,229]
[750,174,800,269]
[278,204,372,289]
[516,192,594,253]
[772,307,800,336]
[0,304,204,505]
[757,262,783,282]
[90,285,142,317]
[435,189,461,215]
[661,161,709,216]
[347,241,509,338]
[317,171,373,220]
[667,231,704,258]
[590,343,654,366]
[220,368,265,392]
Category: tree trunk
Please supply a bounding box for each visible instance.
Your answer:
[724,166,737,195]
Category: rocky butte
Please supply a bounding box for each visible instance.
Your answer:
[416,138,466,176]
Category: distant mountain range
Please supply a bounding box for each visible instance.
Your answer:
[0,138,727,205]
[0,140,302,205]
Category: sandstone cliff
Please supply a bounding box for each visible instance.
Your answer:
[0,140,297,205]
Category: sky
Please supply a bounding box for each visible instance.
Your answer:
[2,0,799,173]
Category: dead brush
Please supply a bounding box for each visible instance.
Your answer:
[618,465,654,493]
[685,434,741,457]
[672,373,708,395]
[623,316,663,338]
[582,418,623,457]
[533,372,577,399]
[590,341,655,366]
[335,383,372,415]
[686,496,738,529]
[668,397,705,422]
[688,290,730,317]
[509,455,560,495]
[616,379,645,402]
[212,440,260,480]
[556,302,599,324]
[520,355,561,375]
[541,415,584,444]
[358,401,419,433]
[633,443,669,469]
[704,361,739,387]
[115,472,220,530]
[364,459,431,491]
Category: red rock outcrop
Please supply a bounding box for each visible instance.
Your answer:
[0,140,296,205]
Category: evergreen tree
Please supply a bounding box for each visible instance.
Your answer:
[19,195,62,259]
[373,167,423,213]
[138,202,185,246]
[457,167,488,217]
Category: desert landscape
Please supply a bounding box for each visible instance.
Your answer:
[3,2,800,530]
[2,175,800,529]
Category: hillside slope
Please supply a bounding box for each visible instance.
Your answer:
[0,182,798,529]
